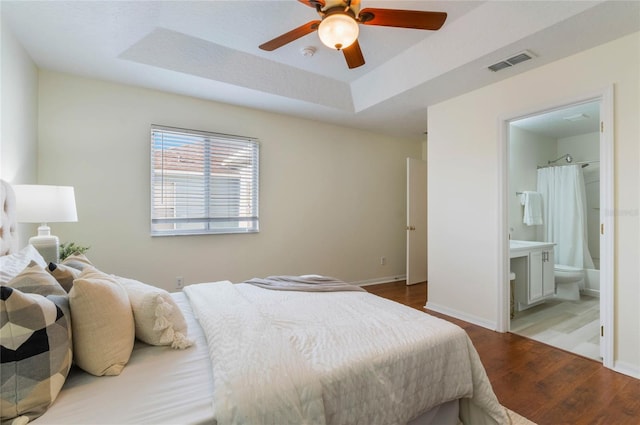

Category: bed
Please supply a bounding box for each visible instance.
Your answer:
[0,179,509,425]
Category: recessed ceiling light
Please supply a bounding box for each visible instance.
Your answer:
[563,113,589,122]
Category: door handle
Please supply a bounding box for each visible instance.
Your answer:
[406,225,416,231]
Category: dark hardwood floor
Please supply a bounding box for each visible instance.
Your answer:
[365,281,640,425]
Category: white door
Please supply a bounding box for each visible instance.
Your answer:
[406,158,427,285]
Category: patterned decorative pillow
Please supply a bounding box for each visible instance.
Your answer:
[46,263,81,293]
[69,267,135,376]
[0,245,47,284]
[60,253,93,271]
[7,261,67,296]
[0,286,73,424]
[116,277,193,349]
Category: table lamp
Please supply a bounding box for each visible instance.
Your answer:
[14,184,78,263]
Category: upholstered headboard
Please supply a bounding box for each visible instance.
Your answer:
[0,179,19,256]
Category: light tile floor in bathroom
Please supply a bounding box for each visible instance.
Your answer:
[510,294,601,361]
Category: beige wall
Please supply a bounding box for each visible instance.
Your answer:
[427,32,640,376]
[0,17,39,245]
[36,71,421,290]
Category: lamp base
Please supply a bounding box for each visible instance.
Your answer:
[29,234,59,264]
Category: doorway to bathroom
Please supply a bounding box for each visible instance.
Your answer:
[500,89,614,367]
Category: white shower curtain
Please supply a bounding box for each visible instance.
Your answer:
[537,164,595,268]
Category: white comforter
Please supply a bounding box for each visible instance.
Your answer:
[184,281,507,425]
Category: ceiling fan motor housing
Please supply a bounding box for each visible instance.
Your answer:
[317,7,359,50]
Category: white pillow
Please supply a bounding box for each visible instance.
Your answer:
[116,277,193,349]
[0,244,47,284]
[69,267,135,376]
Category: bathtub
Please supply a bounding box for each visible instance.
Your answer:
[582,268,600,297]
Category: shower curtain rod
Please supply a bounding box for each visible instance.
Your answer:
[537,160,600,169]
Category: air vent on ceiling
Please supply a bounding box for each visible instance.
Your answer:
[488,50,536,72]
[488,61,512,72]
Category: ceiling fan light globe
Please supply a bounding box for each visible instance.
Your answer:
[318,14,359,50]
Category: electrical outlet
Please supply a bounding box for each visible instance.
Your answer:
[176,276,184,289]
[380,256,386,265]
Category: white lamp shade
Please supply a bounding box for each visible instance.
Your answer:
[318,14,359,50]
[14,185,78,223]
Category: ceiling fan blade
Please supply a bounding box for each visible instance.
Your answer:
[343,40,365,69]
[297,0,325,8]
[259,20,321,51]
[359,9,447,30]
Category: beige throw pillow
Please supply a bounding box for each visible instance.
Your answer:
[116,277,193,349]
[47,263,81,292]
[61,253,93,271]
[69,267,135,376]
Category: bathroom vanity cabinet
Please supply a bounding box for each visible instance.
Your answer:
[510,240,556,310]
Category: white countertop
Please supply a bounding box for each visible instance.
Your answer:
[510,240,556,258]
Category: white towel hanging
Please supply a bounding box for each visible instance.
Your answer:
[520,191,543,226]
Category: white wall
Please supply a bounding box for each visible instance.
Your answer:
[0,17,38,245]
[558,132,600,163]
[508,126,555,241]
[427,32,640,374]
[36,70,421,290]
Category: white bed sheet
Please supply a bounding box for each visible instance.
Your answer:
[34,292,216,425]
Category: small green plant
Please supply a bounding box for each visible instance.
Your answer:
[59,242,90,261]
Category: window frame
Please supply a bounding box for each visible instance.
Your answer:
[150,125,259,236]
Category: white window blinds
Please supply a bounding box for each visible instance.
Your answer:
[151,125,259,236]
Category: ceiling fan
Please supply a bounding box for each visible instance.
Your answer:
[259,0,447,69]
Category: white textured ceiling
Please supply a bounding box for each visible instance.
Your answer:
[2,0,639,139]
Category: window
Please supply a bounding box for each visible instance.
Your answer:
[151,125,259,236]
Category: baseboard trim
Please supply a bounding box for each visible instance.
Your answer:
[352,275,406,287]
[613,360,640,379]
[425,302,497,331]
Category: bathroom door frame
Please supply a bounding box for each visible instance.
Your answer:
[496,86,614,370]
